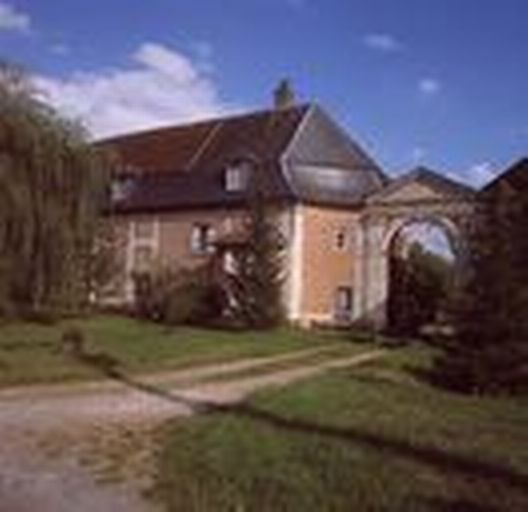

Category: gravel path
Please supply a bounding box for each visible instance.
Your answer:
[0,348,385,512]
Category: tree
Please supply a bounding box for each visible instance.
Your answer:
[132,263,225,326]
[388,241,453,336]
[433,174,528,394]
[227,171,285,329]
[0,61,114,318]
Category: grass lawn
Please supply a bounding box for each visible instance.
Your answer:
[151,345,528,512]
[0,315,358,388]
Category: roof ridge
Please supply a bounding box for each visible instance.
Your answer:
[279,103,317,199]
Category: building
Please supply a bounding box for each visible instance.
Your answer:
[101,87,478,329]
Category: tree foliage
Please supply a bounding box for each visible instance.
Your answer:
[434,174,528,394]
[132,263,225,326]
[388,241,453,336]
[227,173,285,330]
[0,61,114,318]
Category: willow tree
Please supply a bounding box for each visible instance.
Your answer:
[0,61,114,318]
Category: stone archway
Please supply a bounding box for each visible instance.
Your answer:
[382,214,466,265]
[384,216,462,334]
[352,168,474,330]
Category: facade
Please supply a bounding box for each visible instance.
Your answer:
[101,96,482,329]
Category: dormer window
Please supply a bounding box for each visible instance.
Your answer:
[224,161,251,192]
[111,175,135,202]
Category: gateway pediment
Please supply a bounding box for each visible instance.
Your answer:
[367,167,474,205]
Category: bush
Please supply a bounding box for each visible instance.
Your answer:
[432,171,528,395]
[133,264,225,326]
[61,326,86,357]
[433,339,528,395]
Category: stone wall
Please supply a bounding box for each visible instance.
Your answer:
[297,205,360,326]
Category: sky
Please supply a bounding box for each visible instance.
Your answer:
[0,0,527,186]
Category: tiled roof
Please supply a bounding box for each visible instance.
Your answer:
[99,105,309,175]
[101,105,308,212]
[99,103,389,213]
[98,120,217,174]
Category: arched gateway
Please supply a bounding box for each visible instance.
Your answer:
[352,168,475,330]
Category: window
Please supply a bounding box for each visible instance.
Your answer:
[223,249,237,274]
[335,228,347,250]
[133,220,154,240]
[335,286,353,319]
[133,245,153,272]
[224,161,251,192]
[111,176,135,202]
[223,217,234,235]
[191,224,215,254]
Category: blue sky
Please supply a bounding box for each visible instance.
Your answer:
[0,0,526,185]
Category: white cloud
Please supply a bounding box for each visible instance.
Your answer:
[34,42,231,139]
[419,78,441,96]
[0,2,30,32]
[363,33,403,53]
[465,161,496,186]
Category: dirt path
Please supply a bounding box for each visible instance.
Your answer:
[0,348,385,512]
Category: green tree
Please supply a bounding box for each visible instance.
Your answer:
[434,173,528,394]
[388,242,453,336]
[0,61,114,318]
[132,263,224,326]
[228,172,285,329]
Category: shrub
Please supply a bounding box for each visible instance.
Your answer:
[133,264,225,326]
[61,326,86,357]
[432,340,528,394]
[432,170,528,395]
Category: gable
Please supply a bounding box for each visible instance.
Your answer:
[372,181,450,204]
[368,168,475,205]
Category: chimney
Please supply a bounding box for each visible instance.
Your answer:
[273,79,296,110]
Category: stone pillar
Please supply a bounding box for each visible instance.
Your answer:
[352,218,365,322]
[357,217,389,330]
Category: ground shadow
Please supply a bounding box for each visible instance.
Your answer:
[78,350,528,495]
[412,496,502,512]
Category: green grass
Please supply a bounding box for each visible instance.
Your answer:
[0,315,357,388]
[151,344,528,512]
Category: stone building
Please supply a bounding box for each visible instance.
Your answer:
[101,89,479,329]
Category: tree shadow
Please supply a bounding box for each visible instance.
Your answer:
[413,496,502,512]
[78,351,528,495]
[77,351,214,413]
